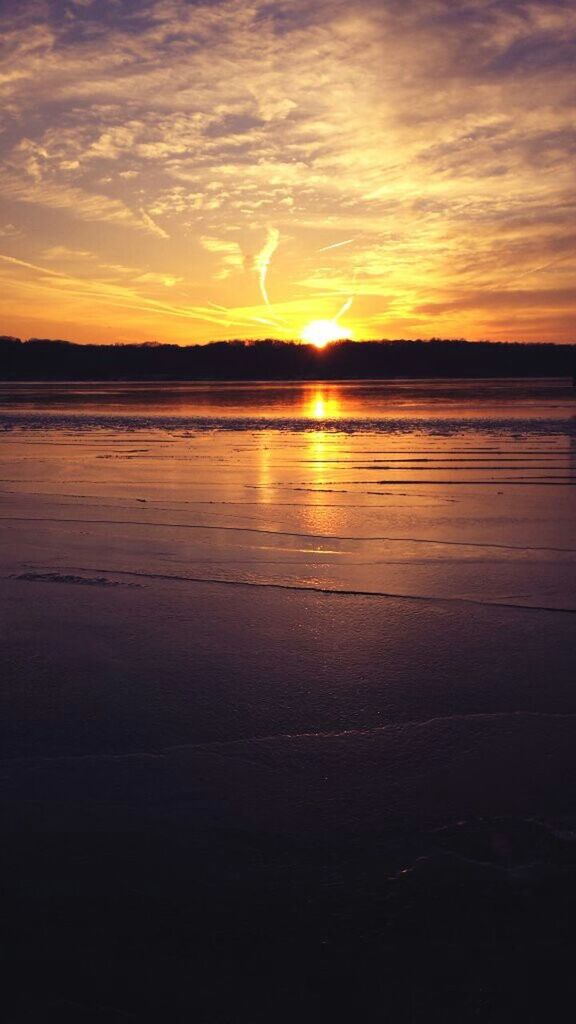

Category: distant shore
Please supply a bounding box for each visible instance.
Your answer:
[1,336,575,381]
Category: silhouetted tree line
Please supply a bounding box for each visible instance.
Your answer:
[0,335,574,380]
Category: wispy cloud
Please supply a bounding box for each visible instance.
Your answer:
[253,227,280,308]
[0,0,575,342]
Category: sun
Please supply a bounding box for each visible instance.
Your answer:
[301,319,352,349]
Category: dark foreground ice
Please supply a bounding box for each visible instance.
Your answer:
[1,380,576,1022]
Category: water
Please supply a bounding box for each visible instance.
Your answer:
[2,379,576,1020]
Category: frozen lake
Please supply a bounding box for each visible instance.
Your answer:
[1,377,575,785]
[2,378,576,1020]
[1,379,575,613]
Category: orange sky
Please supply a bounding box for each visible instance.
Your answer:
[0,0,575,344]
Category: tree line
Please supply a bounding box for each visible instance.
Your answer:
[0,335,574,380]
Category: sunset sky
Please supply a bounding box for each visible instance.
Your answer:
[0,0,575,344]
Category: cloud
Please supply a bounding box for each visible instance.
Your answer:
[0,0,574,341]
[200,236,244,279]
[42,245,96,260]
[135,271,181,287]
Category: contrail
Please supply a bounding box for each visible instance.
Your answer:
[250,316,285,327]
[0,252,268,331]
[334,267,358,325]
[334,296,354,321]
[318,238,355,253]
[208,300,285,331]
[0,252,72,279]
[207,301,233,312]
[254,227,279,307]
[504,252,574,288]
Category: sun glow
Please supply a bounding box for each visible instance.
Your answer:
[301,319,352,348]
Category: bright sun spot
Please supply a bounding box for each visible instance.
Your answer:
[301,319,352,348]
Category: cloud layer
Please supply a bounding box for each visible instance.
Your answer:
[1,0,575,342]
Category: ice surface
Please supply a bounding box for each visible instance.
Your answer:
[2,380,576,1020]
[1,381,575,610]
[1,379,575,824]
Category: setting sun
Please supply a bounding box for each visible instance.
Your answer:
[301,320,352,348]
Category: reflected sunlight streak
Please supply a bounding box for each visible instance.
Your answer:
[303,387,343,421]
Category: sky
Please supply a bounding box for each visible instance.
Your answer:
[0,0,575,345]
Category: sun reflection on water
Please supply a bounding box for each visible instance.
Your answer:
[303,386,343,421]
[257,438,275,505]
